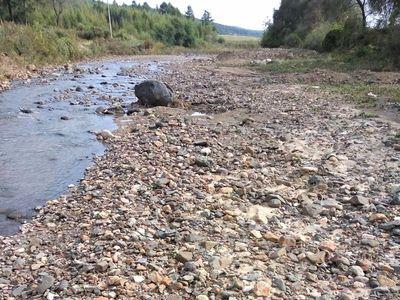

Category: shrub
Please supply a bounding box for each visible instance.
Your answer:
[284,32,303,48]
[77,26,109,40]
[304,22,342,51]
[217,37,225,44]
[261,26,281,48]
[322,28,344,52]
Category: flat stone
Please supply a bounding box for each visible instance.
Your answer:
[250,229,263,239]
[350,195,370,206]
[377,275,397,287]
[176,251,193,263]
[12,285,28,297]
[36,273,55,294]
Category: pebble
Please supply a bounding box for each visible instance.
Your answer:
[350,266,365,277]
[0,51,399,300]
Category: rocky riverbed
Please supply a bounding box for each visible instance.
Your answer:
[0,50,399,299]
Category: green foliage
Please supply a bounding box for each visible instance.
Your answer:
[0,0,217,51]
[261,0,400,69]
[0,22,82,63]
[284,32,303,48]
[304,22,342,51]
[261,25,281,48]
[325,83,400,108]
[322,28,344,51]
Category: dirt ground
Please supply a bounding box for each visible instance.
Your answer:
[0,49,399,299]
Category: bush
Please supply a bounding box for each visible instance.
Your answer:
[77,26,109,40]
[322,28,344,52]
[304,22,342,51]
[0,22,83,63]
[284,32,303,48]
[261,26,282,48]
[217,37,225,44]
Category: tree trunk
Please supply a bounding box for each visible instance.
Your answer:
[5,0,13,21]
[356,0,367,28]
[52,0,63,26]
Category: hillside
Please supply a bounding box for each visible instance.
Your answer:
[0,0,218,65]
[214,23,263,37]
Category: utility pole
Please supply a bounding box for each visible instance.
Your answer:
[107,0,113,38]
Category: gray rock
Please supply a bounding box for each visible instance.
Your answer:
[57,280,69,291]
[370,279,380,288]
[350,195,370,206]
[0,278,10,284]
[6,210,23,220]
[95,106,107,115]
[391,187,400,205]
[350,266,365,277]
[12,285,28,297]
[194,156,212,168]
[268,198,282,208]
[36,273,55,294]
[194,140,209,147]
[134,80,173,107]
[380,220,400,231]
[302,201,322,218]
[19,107,33,114]
[392,228,400,236]
[106,104,125,115]
[272,276,286,292]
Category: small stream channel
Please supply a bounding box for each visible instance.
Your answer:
[0,58,165,235]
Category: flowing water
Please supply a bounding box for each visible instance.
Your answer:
[0,58,164,235]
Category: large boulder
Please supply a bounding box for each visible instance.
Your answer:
[134,80,173,107]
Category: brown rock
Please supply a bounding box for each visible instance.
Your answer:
[254,281,271,297]
[377,275,397,287]
[319,240,336,252]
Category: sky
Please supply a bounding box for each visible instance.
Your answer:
[110,0,281,30]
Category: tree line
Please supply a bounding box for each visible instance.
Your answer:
[262,0,400,68]
[0,0,217,48]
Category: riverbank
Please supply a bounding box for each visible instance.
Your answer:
[0,50,399,299]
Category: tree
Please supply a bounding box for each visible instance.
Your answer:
[355,0,368,28]
[201,10,213,25]
[52,0,64,26]
[369,0,400,25]
[185,5,194,20]
[142,2,151,10]
[2,0,13,20]
[159,2,168,14]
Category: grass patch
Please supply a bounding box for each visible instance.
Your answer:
[252,51,397,73]
[257,57,352,73]
[218,35,260,49]
[323,84,400,107]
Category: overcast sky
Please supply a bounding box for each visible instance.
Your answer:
[110,0,281,30]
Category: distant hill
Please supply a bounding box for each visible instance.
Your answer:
[214,23,263,37]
